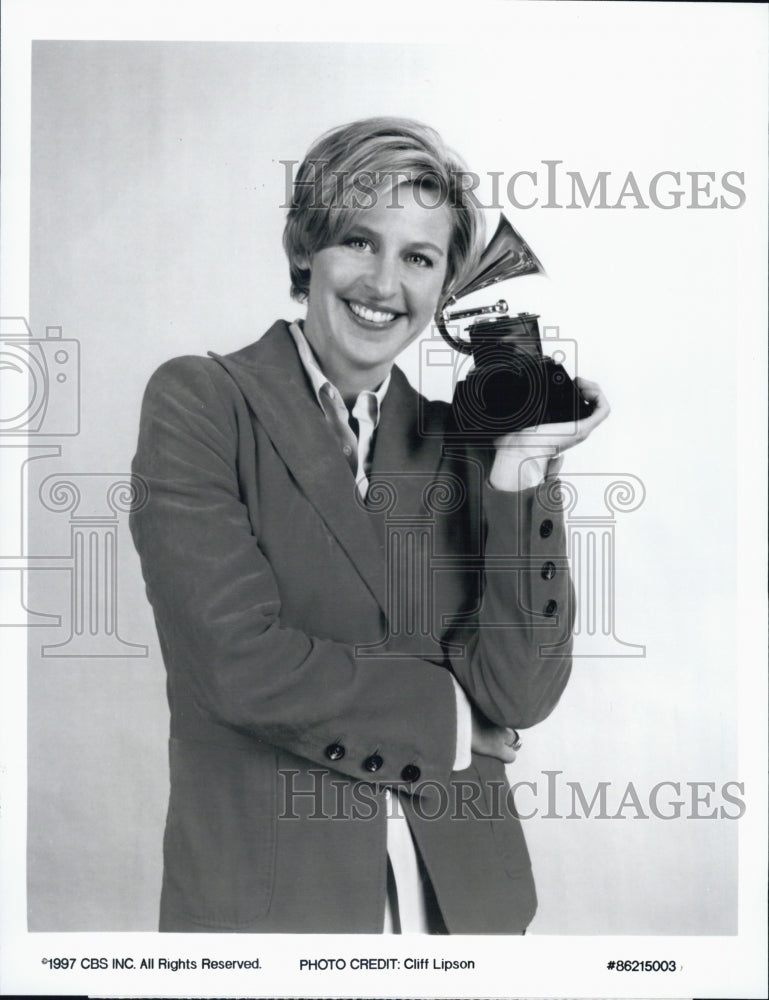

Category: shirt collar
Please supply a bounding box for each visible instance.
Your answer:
[288,320,391,418]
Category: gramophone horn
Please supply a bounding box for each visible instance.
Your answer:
[435,214,545,353]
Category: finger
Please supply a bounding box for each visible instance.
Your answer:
[554,383,611,443]
[496,745,517,764]
[493,383,610,451]
[493,423,574,448]
[499,728,522,762]
[574,378,611,420]
[578,392,611,432]
[573,401,610,437]
[497,419,592,452]
[573,375,600,393]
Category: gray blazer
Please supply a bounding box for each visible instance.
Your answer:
[130,320,573,932]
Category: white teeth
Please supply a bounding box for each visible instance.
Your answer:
[348,301,397,324]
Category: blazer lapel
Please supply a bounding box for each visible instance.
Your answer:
[364,367,455,660]
[208,322,389,614]
[368,366,446,527]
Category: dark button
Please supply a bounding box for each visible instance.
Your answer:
[363,753,384,773]
[401,764,421,783]
[325,743,345,762]
[539,519,554,538]
[541,560,557,580]
[544,599,558,617]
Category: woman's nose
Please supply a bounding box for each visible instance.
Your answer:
[361,254,399,300]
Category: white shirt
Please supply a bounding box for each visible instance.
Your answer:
[288,322,472,932]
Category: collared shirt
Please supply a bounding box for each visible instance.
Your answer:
[288,320,471,933]
[289,321,390,499]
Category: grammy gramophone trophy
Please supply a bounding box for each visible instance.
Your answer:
[435,214,595,441]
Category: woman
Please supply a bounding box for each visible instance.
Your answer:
[130,117,609,934]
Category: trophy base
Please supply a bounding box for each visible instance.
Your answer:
[449,356,595,441]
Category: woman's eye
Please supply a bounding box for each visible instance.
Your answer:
[406,252,432,268]
[344,237,371,251]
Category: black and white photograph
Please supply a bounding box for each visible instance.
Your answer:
[0,1,766,997]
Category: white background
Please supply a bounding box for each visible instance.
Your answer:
[1,1,767,997]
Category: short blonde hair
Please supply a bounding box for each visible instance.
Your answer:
[283,117,485,303]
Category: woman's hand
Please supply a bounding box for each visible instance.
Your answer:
[489,377,611,492]
[471,708,521,765]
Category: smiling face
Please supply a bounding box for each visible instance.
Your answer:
[302,183,452,400]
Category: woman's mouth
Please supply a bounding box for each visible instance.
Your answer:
[345,300,401,327]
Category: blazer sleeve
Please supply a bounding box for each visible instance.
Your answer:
[443,461,575,732]
[130,355,457,789]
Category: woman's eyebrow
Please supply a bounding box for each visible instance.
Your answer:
[408,241,446,257]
